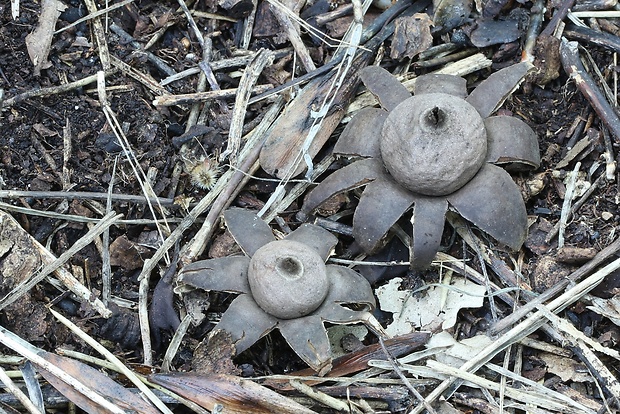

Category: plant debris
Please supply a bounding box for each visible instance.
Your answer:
[3,0,620,411]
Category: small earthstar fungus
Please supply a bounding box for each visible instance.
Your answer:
[177,208,376,375]
[299,62,541,269]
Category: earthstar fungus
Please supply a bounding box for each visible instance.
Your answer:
[299,62,541,269]
[178,208,376,374]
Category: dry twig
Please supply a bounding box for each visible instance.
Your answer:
[411,256,620,412]
[545,172,605,242]
[153,84,272,106]
[379,337,437,414]
[491,234,620,334]
[0,326,126,413]
[266,0,316,72]
[0,365,44,414]
[179,97,285,263]
[220,49,274,163]
[558,162,581,248]
[50,309,173,414]
[0,211,118,317]
[82,0,111,70]
[1,72,105,109]
[560,38,620,141]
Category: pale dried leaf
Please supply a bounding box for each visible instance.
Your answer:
[538,352,593,382]
[587,296,620,326]
[375,277,485,336]
[426,331,493,367]
[561,170,591,198]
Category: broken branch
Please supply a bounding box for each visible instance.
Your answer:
[559,38,620,142]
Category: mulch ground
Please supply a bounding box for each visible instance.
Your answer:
[2,0,620,412]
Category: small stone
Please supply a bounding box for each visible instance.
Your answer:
[602,212,613,221]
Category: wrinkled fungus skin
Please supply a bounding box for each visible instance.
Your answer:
[178,208,376,375]
[381,93,487,196]
[248,239,329,319]
[300,62,541,269]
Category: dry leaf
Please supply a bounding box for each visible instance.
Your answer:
[532,255,575,292]
[265,331,431,390]
[376,277,486,335]
[469,17,523,48]
[437,400,466,414]
[38,353,160,414]
[538,352,593,382]
[109,234,152,269]
[259,73,355,178]
[25,0,67,75]
[555,136,591,169]
[191,330,241,375]
[32,123,58,137]
[426,331,493,367]
[390,14,434,60]
[150,372,317,414]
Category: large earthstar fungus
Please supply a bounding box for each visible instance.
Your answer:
[299,62,541,269]
[177,208,376,375]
